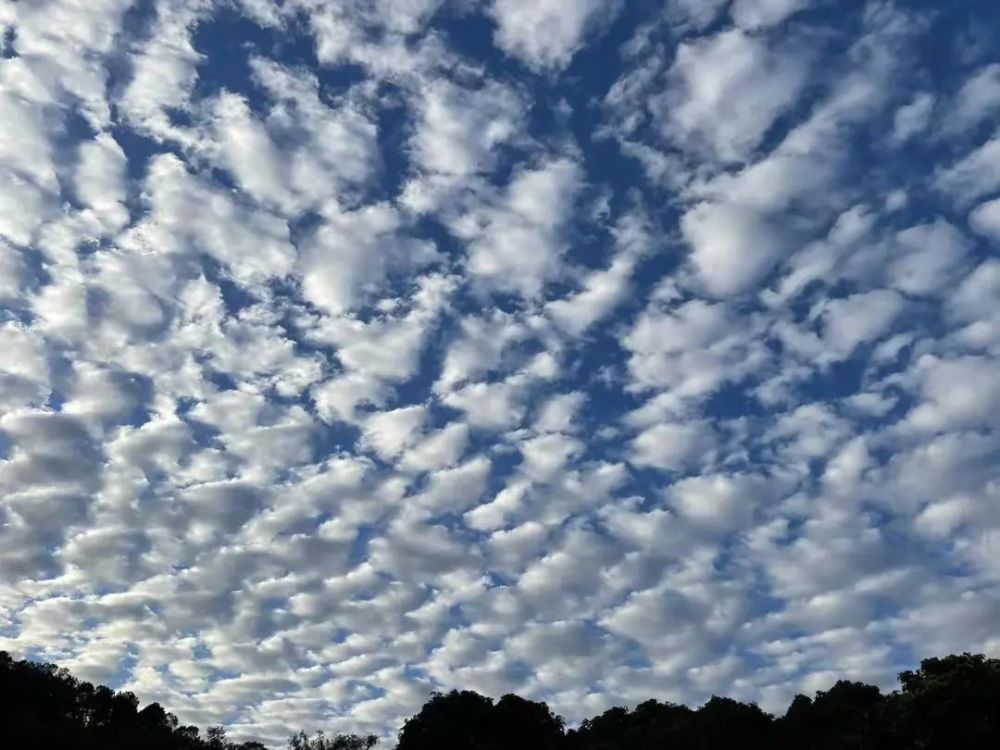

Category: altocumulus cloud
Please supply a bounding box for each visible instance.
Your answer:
[0,0,999,744]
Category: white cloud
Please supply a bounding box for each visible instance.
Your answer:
[210,93,292,211]
[622,298,765,414]
[0,239,29,302]
[914,495,975,538]
[665,0,729,31]
[669,473,784,532]
[681,201,790,297]
[532,391,586,434]
[0,174,53,246]
[301,204,440,315]
[628,300,729,357]
[546,211,651,335]
[0,88,58,193]
[969,198,1000,239]
[731,0,811,29]
[410,79,524,177]
[130,154,297,283]
[518,432,583,483]
[434,311,527,393]
[947,260,1000,337]
[655,28,811,162]
[121,0,207,144]
[455,158,583,299]
[489,0,621,71]
[888,219,971,296]
[2,0,998,742]
[947,63,1000,134]
[891,92,935,144]
[413,456,492,517]
[442,379,527,430]
[308,276,454,423]
[0,324,51,411]
[4,0,133,128]
[819,289,904,359]
[75,134,129,231]
[630,421,717,473]
[245,59,379,209]
[902,355,1000,434]
[400,423,470,473]
[936,136,1000,206]
[361,405,428,460]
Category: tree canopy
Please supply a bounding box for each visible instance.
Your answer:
[1,650,998,749]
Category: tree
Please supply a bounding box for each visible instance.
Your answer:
[207,725,228,749]
[1,649,998,750]
[566,700,695,749]
[896,653,1000,749]
[395,690,494,749]
[782,681,896,750]
[288,729,378,750]
[489,693,565,750]
[394,689,565,750]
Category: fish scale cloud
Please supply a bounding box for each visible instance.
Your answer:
[1,0,999,745]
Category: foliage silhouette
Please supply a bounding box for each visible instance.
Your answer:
[1,650,998,749]
[395,690,565,750]
[288,729,378,750]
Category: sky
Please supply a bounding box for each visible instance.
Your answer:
[0,0,998,744]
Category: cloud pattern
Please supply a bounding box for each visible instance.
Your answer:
[1,0,998,744]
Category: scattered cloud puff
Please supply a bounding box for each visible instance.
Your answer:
[489,0,622,72]
[655,27,812,163]
[0,0,998,746]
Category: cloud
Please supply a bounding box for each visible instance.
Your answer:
[665,0,729,31]
[545,211,651,335]
[489,0,621,71]
[730,0,811,30]
[400,423,470,473]
[300,203,440,316]
[681,201,791,297]
[442,379,528,430]
[362,405,428,460]
[412,455,492,517]
[819,289,904,360]
[622,298,766,419]
[936,136,1000,206]
[891,92,935,144]
[121,0,208,144]
[902,355,1000,434]
[132,153,297,283]
[75,134,129,231]
[946,63,1000,134]
[969,198,1000,240]
[668,473,785,533]
[1,0,998,744]
[0,323,51,411]
[654,28,811,162]
[409,78,524,178]
[456,157,583,299]
[888,220,971,296]
[629,421,717,473]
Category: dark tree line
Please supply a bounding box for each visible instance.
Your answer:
[2,650,998,749]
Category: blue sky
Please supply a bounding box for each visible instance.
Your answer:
[1,0,999,744]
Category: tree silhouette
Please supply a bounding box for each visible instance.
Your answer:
[896,653,1000,749]
[1,649,998,749]
[782,681,894,750]
[490,693,565,750]
[566,700,695,748]
[288,729,378,750]
[395,690,495,749]
[394,690,564,750]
